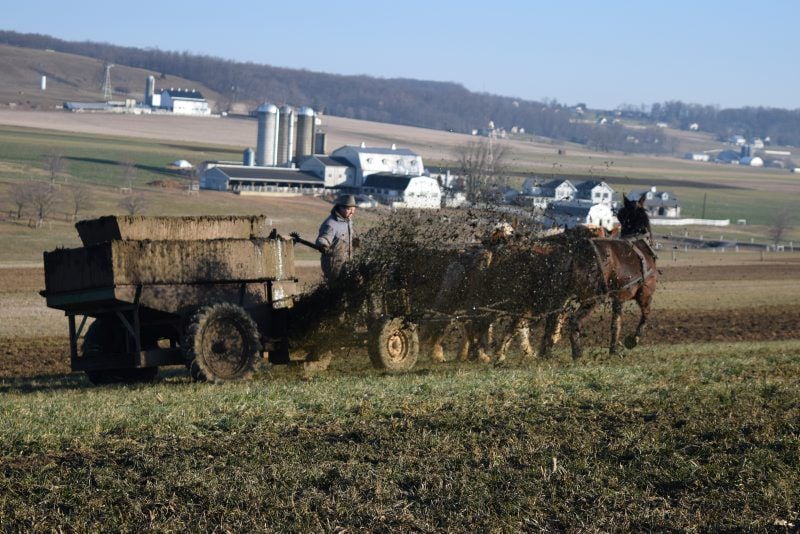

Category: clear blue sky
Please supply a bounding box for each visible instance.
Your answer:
[4,0,798,110]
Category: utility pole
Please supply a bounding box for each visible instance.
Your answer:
[701,192,707,219]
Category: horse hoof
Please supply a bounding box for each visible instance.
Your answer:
[623,335,638,349]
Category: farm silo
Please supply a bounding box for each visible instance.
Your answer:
[145,75,155,106]
[243,147,255,166]
[295,107,315,159]
[314,132,327,155]
[277,105,295,166]
[255,103,279,166]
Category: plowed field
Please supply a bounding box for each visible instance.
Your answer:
[2,257,799,379]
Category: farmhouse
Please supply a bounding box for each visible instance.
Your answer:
[628,186,681,217]
[518,178,615,208]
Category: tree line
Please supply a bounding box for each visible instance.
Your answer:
[2,31,799,149]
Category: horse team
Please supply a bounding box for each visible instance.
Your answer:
[423,193,658,362]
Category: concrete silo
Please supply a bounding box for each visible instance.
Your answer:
[295,107,315,159]
[145,75,155,106]
[256,103,279,166]
[277,105,295,166]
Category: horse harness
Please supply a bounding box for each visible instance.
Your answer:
[588,236,656,295]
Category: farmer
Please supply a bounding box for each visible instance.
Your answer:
[315,194,359,284]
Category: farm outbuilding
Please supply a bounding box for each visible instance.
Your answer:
[360,174,441,209]
[200,164,324,195]
[298,155,353,188]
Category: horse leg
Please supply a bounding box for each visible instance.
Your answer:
[570,303,596,359]
[626,289,653,349]
[474,321,492,363]
[610,299,623,355]
[516,318,536,360]
[430,333,446,363]
[456,322,471,361]
[539,312,561,359]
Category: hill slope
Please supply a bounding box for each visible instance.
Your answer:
[0,43,222,110]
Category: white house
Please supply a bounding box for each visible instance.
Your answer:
[330,144,424,187]
[519,178,614,208]
[360,174,441,209]
[628,186,681,217]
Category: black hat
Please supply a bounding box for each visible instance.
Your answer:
[335,194,358,208]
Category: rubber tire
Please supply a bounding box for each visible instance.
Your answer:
[184,303,261,383]
[82,318,158,385]
[368,317,419,372]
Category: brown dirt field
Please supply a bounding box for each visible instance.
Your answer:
[2,257,799,379]
[2,306,798,379]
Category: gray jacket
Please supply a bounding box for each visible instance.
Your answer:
[315,208,355,282]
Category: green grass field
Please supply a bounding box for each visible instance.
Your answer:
[1,122,799,530]
[1,342,798,530]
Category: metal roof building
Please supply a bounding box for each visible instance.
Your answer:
[200,164,324,195]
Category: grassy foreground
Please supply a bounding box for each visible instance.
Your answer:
[1,341,798,531]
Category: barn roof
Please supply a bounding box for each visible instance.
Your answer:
[213,165,323,184]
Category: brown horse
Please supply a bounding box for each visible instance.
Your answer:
[540,193,657,358]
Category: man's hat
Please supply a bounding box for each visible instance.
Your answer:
[335,194,358,208]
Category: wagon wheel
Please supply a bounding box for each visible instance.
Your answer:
[82,317,159,385]
[184,303,261,383]
[368,317,419,372]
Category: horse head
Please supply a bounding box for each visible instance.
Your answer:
[617,193,651,239]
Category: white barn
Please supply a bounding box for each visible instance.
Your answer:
[330,144,424,187]
[361,174,441,209]
[158,89,211,116]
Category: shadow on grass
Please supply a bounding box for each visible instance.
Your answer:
[0,367,189,394]
[65,156,186,178]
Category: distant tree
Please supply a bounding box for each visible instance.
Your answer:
[119,160,136,191]
[68,184,94,221]
[119,194,149,215]
[10,184,33,218]
[768,208,794,246]
[43,151,68,185]
[28,182,59,227]
[456,138,510,203]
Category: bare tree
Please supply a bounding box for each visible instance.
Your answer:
[119,160,137,192]
[68,184,94,221]
[119,194,149,215]
[768,208,794,246]
[10,184,33,219]
[43,151,68,185]
[455,138,510,203]
[28,182,59,227]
